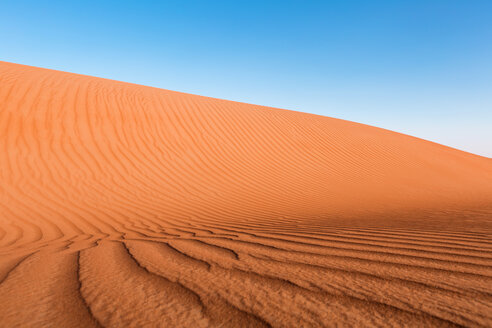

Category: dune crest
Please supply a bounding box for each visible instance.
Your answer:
[1,61,491,327]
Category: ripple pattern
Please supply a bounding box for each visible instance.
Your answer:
[1,61,492,327]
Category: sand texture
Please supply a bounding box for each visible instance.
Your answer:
[1,61,492,327]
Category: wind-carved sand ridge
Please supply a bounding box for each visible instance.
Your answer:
[1,61,491,327]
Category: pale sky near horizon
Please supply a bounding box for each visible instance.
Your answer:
[1,1,491,157]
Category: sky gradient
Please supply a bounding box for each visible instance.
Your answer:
[1,1,491,157]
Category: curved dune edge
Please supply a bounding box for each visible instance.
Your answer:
[1,61,491,327]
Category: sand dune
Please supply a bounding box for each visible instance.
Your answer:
[0,61,491,327]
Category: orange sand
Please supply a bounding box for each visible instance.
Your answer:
[0,61,491,327]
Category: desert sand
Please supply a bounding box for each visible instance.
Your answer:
[0,61,491,327]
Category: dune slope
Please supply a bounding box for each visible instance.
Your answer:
[0,61,491,327]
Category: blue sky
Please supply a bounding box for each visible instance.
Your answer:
[1,1,491,157]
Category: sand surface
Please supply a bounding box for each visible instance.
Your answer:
[1,61,492,327]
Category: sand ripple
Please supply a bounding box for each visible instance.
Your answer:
[1,62,491,327]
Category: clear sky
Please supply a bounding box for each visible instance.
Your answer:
[1,1,491,157]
